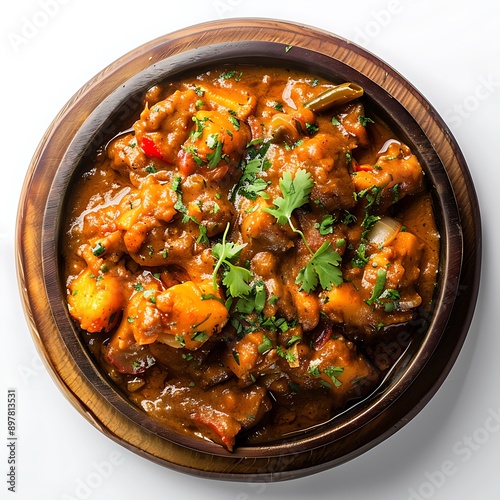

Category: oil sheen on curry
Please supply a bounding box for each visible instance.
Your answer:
[63,66,440,451]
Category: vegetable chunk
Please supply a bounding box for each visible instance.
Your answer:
[67,268,124,333]
[156,281,229,350]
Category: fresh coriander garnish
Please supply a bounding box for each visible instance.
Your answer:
[366,268,387,306]
[358,116,375,126]
[276,345,296,363]
[235,140,271,201]
[305,122,319,135]
[191,331,209,343]
[206,134,224,169]
[228,115,240,130]
[295,241,343,293]
[315,214,335,235]
[323,366,344,387]
[258,336,273,355]
[354,185,383,239]
[263,169,313,225]
[211,223,252,298]
[92,242,105,257]
[352,243,369,268]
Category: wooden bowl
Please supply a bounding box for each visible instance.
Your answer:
[16,19,481,480]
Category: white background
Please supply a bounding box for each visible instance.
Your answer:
[1,1,499,499]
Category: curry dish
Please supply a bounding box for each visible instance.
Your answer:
[63,66,440,450]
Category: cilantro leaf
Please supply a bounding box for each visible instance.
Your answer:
[365,268,386,306]
[239,177,270,200]
[358,115,375,127]
[263,169,313,224]
[351,242,369,268]
[236,144,272,201]
[323,366,344,387]
[222,263,252,298]
[315,214,335,235]
[212,239,246,263]
[296,242,343,293]
[258,335,273,355]
[212,223,252,298]
[207,135,223,169]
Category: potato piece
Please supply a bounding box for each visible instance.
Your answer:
[197,82,257,120]
[321,282,368,326]
[180,109,251,174]
[156,281,228,350]
[67,268,124,333]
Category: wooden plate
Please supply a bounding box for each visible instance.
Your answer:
[16,19,480,481]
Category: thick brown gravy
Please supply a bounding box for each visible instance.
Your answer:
[62,66,439,450]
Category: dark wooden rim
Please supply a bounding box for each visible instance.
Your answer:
[16,18,480,480]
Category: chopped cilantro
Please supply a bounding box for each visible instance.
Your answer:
[276,345,296,363]
[323,366,344,387]
[220,70,238,80]
[352,243,369,268]
[197,225,209,245]
[315,214,335,235]
[206,134,224,169]
[191,115,208,140]
[212,223,252,298]
[391,183,400,202]
[305,122,319,135]
[287,335,302,347]
[232,350,240,365]
[228,115,240,130]
[258,336,273,355]
[191,331,209,343]
[366,268,387,306]
[355,185,383,239]
[359,116,375,126]
[235,140,272,200]
[91,242,105,257]
[308,365,321,377]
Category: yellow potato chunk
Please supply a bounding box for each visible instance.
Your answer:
[67,268,124,333]
[156,281,229,350]
[321,282,366,325]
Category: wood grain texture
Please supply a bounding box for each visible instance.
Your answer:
[16,19,480,481]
